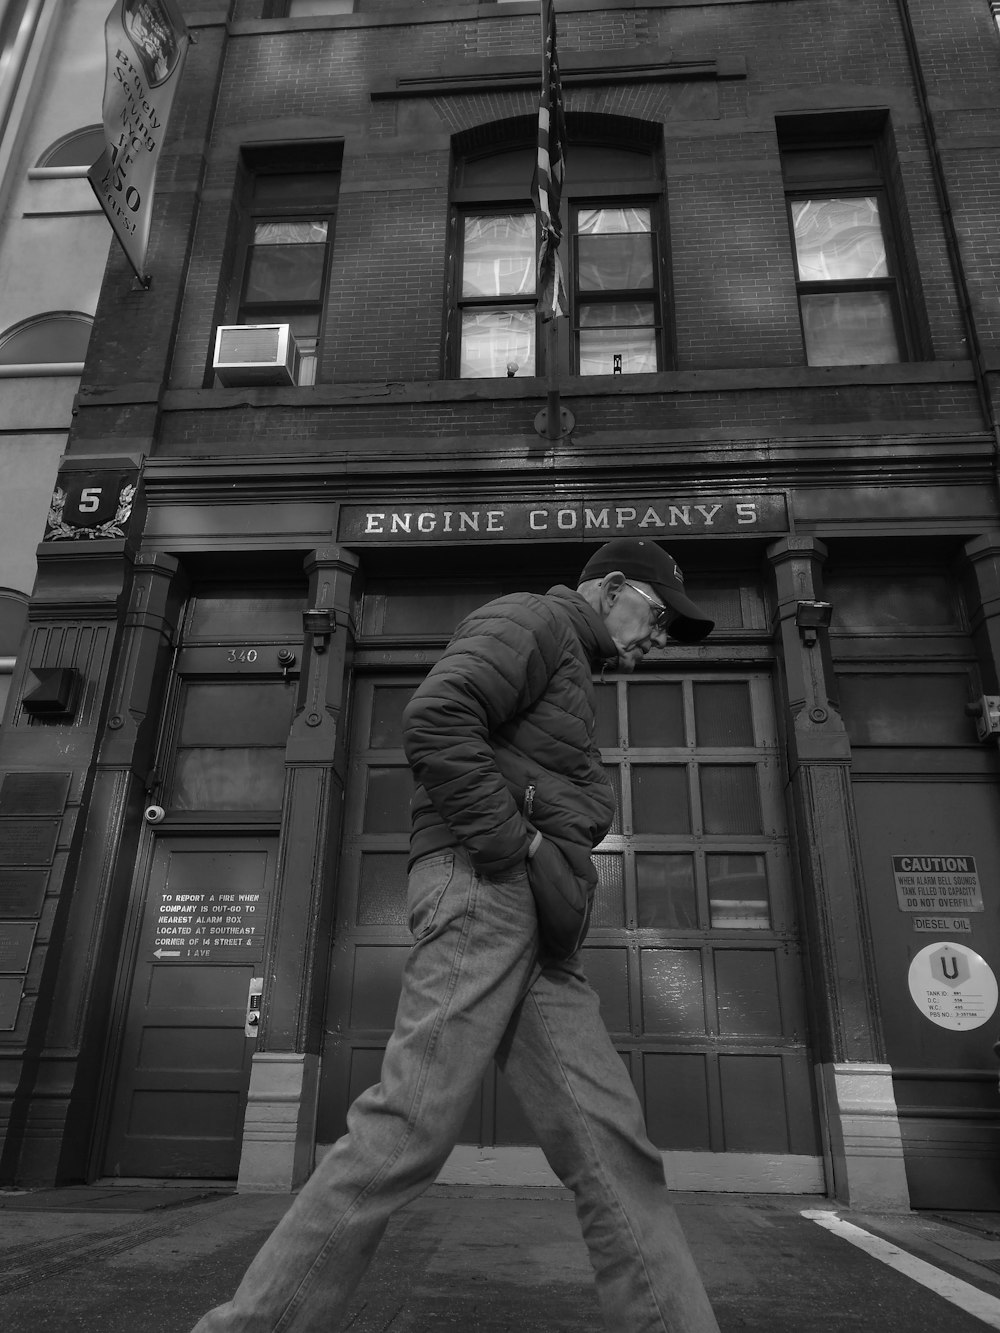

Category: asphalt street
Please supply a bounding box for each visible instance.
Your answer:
[3,1184,1000,1331]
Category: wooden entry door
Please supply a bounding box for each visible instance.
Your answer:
[319,669,821,1190]
[101,581,304,1179]
[103,836,277,1178]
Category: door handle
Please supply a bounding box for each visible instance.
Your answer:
[245,977,263,1038]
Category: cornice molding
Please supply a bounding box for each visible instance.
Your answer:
[371,50,745,100]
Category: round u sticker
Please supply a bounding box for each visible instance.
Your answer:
[907,942,999,1031]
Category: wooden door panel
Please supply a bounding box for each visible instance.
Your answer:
[103,837,276,1179]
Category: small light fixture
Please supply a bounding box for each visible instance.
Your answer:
[795,600,833,647]
[22,667,80,718]
[302,608,335,653]
[506,361,519,378]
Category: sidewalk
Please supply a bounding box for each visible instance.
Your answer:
[3,1183,1000,1331]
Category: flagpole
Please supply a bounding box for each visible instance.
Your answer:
[533,0,573,441]
[541,0,560,443]
[545,308,561,440]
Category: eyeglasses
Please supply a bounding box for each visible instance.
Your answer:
[623,582,674,632]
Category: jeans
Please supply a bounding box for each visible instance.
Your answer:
[191,848,719,1333]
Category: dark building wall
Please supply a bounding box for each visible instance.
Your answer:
[4,0,1000,1202]
[73,0,982,456]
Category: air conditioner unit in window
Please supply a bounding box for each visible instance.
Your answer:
[213,324,300,386]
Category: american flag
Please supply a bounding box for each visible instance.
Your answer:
[533,0,567,321]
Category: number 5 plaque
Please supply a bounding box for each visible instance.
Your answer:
[44,466,139,541]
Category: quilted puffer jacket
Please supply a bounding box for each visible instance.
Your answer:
[402,585,619,883]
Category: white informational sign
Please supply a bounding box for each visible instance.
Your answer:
[87,0,190,280]
[907,942,998,1031]
[912,916,971,934]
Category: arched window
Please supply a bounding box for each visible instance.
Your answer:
[36,125,106,169]
[448,116,668,378]
[0,312,93,365]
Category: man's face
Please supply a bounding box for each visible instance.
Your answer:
[601,576,672,671]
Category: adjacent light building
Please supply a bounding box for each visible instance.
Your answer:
[0,0,111,714]
[2,0,1000,1212]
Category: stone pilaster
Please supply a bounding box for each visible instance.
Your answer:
[767,537,909,1210]
[962,533,1000,693]
[237,546,360,1192]
[14,552,185,1182]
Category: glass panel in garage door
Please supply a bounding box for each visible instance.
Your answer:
[592,673,819,1163]
[318,675,484,1147]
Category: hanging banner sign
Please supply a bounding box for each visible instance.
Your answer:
[87,0,190,281]
[907,942,998,1031]
[892,854,983,913]
[339,494,788,544]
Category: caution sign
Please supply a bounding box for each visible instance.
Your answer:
[151,889,265,962]
[907,942,998,1031]
[892,854,983,913]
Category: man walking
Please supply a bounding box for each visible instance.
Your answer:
[192,537,719,1333]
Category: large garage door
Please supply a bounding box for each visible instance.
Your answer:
[319,669,821,1190]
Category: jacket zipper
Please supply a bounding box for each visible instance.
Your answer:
[524,783,535,816]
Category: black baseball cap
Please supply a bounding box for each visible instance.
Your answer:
[579,538,714,642]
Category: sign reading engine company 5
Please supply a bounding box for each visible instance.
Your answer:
[339,494,788,543]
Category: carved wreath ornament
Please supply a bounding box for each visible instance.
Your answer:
[45,482,136,541]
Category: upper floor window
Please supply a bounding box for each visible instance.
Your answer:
[287,0,353,12]
[0,312,93,366]
[780,128,910,366]
[224,144,342,386]
[36,125,105,170]
[260,0,352,13]
[575,204,658,376]
[449,123,667,379]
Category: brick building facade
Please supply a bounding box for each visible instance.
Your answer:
[2,0,1000,1210]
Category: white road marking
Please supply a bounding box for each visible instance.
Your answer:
[803,1209,1000,1330]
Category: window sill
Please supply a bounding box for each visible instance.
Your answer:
[23,170,103,217]
[0,362,84,378]
[27,167,90,181]
[559,362,974,394]
[156,361,973,411]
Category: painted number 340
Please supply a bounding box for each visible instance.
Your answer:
[227,648,259,662]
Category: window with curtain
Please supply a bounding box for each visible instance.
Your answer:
[459,213,537,377]
[574,205,658,376]
[449,130,666,378]
[780,136,909,366]
[228,145,342,386]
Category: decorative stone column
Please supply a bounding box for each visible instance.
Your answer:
[962,533,1000,693]
[237,546,360,1193]
[42,552,185,1181]
[766,536,910,1210]
[0,543,185,1183]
